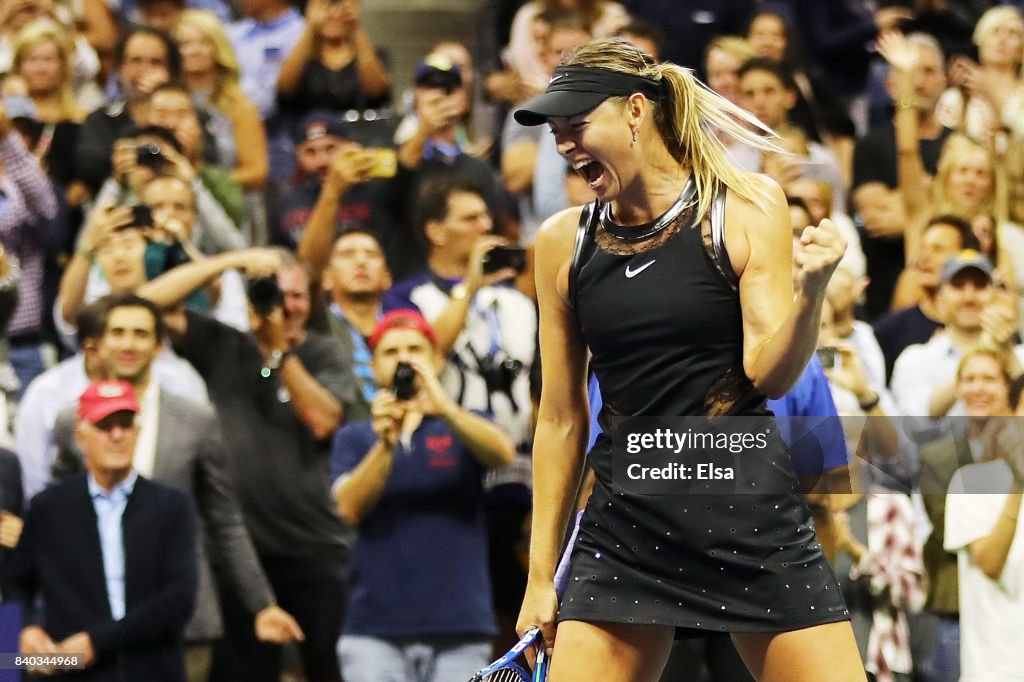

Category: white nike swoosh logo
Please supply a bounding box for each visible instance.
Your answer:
[549,74,566,83]
[625,260,656,278]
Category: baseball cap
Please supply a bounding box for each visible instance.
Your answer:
[940,250,994,285]
[77,381,140,425]
[368,309,437,350]
[292,111,349,146]
[414,54,462,92]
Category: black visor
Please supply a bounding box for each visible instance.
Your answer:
[514,65,664,126]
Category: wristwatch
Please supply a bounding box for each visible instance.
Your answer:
[858,392,881,412]
[261,349,292,377]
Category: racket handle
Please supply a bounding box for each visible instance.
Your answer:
[553,510,584,599]
[534,648,549,681]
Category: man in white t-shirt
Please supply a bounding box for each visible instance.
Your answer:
[944,418,1024,681]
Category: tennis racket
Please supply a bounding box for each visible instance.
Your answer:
[469,510,584,682]
[469,627,548,681]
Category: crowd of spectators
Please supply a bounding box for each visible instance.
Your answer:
[0,0,1022,680]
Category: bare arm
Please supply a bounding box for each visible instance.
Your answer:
[398,91,460,170]
[58,205,134,324]
[351,27,390,99]
[732,177,846,398]
[137,250,249,308]
[277,19,318,96]
[428,236,517,358]
[406,355,516,468]
[335,440,394,524]
[228,99,269,190]
[527,209,591,581]
[514,208,590,649]
[969,486,1023,580]
[79,0,118,64]
[879,31,928,255]
[278,354,343,439]
[296,147,375,283]
[335,392,401,524]
[501,141,538,195]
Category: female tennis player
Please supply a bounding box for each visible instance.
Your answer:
[514,38,865,681]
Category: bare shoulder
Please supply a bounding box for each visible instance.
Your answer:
[723,172,787,222]
[534,205,587,304]
[535,205,587,256]
[722,173,788,277]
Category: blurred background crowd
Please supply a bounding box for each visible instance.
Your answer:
[0,0,1023,680]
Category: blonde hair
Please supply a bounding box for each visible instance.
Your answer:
[957,346,1013,386]
[973,6,1024,66]
[933,135,1002,220]
[564,37,780,220]
[704,35,755,66]
[176,9,244,113]
[11,20,77,121]
[538,0,605,31]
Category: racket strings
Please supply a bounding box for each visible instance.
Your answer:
[481,668,531,682]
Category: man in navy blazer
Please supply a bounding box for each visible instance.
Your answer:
[6,380,197,681]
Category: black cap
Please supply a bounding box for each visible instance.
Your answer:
[292,111,349,146]
[414,54,462,93]
[514,65,664,126]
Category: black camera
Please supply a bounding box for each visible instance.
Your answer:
[247,276,284,315]
[129,204,153,228]
[478,355,523,402]
[391,362,417,401]
[482,245,527,275]
[136,143,164,169]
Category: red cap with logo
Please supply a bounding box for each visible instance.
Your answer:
[77,380,140,424]
[368,309,437,351]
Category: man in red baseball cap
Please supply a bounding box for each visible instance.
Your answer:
[75,380,141,493]
[11,378,197,678]
[329,309,515,680]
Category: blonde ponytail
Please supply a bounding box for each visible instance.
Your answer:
[564,38,783,221]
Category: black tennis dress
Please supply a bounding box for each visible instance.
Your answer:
[557,177,850,634]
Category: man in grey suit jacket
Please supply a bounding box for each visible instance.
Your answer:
[51,293,304,682]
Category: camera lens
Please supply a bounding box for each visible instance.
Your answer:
[247,277,283,315]
[136,143,163,169]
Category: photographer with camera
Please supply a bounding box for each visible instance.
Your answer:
[330,309,514,680]
[58,171,250,349]
[75,26,180,196]
[93,116,244,256]
[392,56,512,262]
[141,246,358,682]
[382,176,536,450]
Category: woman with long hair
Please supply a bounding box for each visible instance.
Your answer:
[513,37,864,681]
[175,9,268,192]
[5,20,86,202]
[276,0,390,116]
[8,20,81,122]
